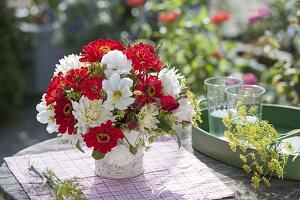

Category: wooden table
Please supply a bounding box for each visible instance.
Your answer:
[1,134,300,200]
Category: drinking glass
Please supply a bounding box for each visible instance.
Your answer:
[204,77,243,137]
[225,85,265,124]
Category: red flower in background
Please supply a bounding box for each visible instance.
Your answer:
[45,72,65,105]
[54,97,75,134]
[63,67,89,91]
[126,43,163,72]
[134,75,163,107]
[83,120,124,154]
[242,73,257,84]
[160,96,179,112]
[127,0,145,6]
[80,39,126,62]
[158,10,181,23]
[211,12,230,24]
[82,76,104,100]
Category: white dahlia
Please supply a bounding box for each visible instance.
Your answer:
[54,54,84,76]
[102,73,134,110]
[36,95,58,134]
[72,96,114,134]
[173,98,194,122]
[101,50,132,78]
[138,103,159,132]
[158,67,183,98]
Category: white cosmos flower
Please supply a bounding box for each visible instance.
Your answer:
[54,54,84,76]
[57,133,83,145]
[101,50,132,78]
[138,103,159,132]
[158,67,183,98]
[36,95,58,134]
[102,74,134,110]
[72,96,114,134]
[173,98,194,122]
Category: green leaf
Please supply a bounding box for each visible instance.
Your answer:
[75,141,85,153]
[172,130,182,149]
[126,111,136,122]
[158,116,181,148]
[92,151,105,160]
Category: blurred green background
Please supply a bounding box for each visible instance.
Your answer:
[0,0,300,160]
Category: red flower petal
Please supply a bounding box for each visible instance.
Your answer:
[160,95,180,112]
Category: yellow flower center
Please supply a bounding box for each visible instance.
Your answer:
[63,103,72,117]
[146,85,156,97]
[99,46,110,53]
[96,132,111,143]
[114,91,122,99]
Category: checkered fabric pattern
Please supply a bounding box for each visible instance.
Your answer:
[5,139,235,200]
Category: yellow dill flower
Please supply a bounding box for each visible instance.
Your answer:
[239,145,247,153]
[284,142,294,153]
[262,177,271,187]
[250,152,256,160]
[256,165,263,174]
[243,164,251,173]
[249,106,258,115]
[251,172,261,189]
[222,116,231,128]
[238,106,247,118]
[240,154,247,163]
[229,142,237,152]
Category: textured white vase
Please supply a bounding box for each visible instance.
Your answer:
[94,149,144,179]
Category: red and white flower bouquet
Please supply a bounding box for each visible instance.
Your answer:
[36,39,201,179]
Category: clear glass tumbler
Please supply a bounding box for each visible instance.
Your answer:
[204,77,243,137]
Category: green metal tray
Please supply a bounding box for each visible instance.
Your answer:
[192,104,300,180]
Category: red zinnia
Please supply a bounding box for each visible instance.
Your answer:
[80,39,126,62]
[83,120,124,154]
[82,76,104,100]
[211,12,230,24]
[158,10,181,23]
[160,96,180,112]
[126,43,163,72]
[45,72,65,105]
[127,0,145,6]
[63,67,89,91]
[134,75,163,107]
[54,97,75,134]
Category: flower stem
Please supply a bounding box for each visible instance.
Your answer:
[278,129,300,141]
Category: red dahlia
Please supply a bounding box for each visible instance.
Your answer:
[82,76,104,100]
[63,67,89,91]
[54,97,75,134]
[211,12,230,24]
[45,72,64,105]
[126,43,163,72]
[83,120,124,154]
[134,75,163,107]
[80,39,126,62]
[160,96,180,112]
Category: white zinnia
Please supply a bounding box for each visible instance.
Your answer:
[102,74,134,110]
[173,98,194,122]
[72,96,114,135]
[57,132,83,145]
[101,50,132,78]
[36,95,58,134]
[158,67,183,98]
[54,54,84,76]
[138,103,159,132]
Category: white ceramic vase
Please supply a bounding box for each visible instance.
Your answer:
[94,149,144,179]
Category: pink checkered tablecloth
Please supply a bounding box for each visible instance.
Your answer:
[4,140,235,200]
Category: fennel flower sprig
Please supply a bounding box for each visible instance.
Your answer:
[222,105,300,189]
[29,161,86,200]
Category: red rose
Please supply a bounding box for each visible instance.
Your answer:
[126,43,163,72]
[83,120,124,154]
[63,67,89,91]
[211,12,230,24]
[54,97,75,134]
[158,10,181,23]
[82,76,104,100]
[45,72,65,105]
[160,96,180,112]
[80,39,126,62]
[127,0,145,6]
